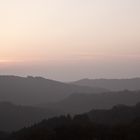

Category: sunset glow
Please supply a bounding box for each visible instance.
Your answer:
[0,0,140,80]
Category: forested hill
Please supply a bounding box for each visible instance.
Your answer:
[2,103,140,140]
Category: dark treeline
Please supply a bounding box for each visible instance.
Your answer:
[2,103,140,140]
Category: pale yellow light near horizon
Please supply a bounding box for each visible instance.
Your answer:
[0,0,140,80]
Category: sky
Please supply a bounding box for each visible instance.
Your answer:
[0,0,140,81]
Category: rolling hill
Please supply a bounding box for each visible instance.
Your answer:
[0,75,107,105]
[40,90,140,114]
[0,102,62,131]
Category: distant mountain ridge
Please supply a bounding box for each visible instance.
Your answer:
[72,78,140,91]
[0,75,107,105]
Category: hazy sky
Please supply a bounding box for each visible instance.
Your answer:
[0,0,140,81]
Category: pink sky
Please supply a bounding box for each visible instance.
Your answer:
[0,0,140,80]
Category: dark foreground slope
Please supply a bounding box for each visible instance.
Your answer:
[0,102,62,131]
[3,103,140,140]
[41,90,140,114]
[0,76,107,105]
[72,78,140,91]
[1,91,140,131]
